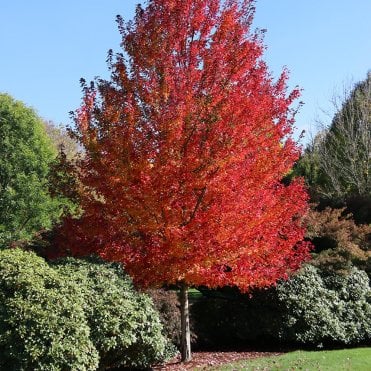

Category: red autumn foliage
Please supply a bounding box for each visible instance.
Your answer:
[57,0,310,292]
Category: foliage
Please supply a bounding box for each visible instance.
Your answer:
[0,249,174,370]
[305,207,371,276]
[48,148,81,214]
[53,257,175,369]
[0,248,99,370]
[147,288,182,347]
[291,135,327,202]
[31,150,82,258]
[0,94,65,246]
[215,348,371,371]
[59,0,310,292]
[45,121,81,227]
[277,265,371,346]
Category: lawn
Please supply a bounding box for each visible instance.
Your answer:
[213,347,371,370]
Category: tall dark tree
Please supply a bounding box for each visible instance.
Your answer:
[297,74,370,200]
[319,73,370,198]
[294,73,371,223]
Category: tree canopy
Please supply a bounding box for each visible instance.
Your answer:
[61,0,310,291]
[0,94,63,245]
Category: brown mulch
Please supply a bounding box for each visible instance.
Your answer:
[154,351,284,370]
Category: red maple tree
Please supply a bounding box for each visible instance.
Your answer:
[60,0,310,361]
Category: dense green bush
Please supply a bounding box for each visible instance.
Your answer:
[53,257,175,369]
[0,94,69,246]
[278,265,371,346]
[0,248,99,370]
[0,249,174,370]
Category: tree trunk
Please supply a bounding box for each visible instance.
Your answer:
[179,282,191,362]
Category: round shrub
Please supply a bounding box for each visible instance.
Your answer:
[0,248,99,370]
[53,257,175,369]
[277,265,371,346]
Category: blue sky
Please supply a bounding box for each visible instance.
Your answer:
[1,0,370,145]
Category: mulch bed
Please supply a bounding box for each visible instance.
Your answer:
[154,350,284,370]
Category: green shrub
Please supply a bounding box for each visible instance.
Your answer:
[0,248,99,370]
[53,257,175,369]
[0,249,175,370]
[278,265,371,346]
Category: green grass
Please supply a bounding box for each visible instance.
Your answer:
[188,288,203,299]
[213,347,371,370]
